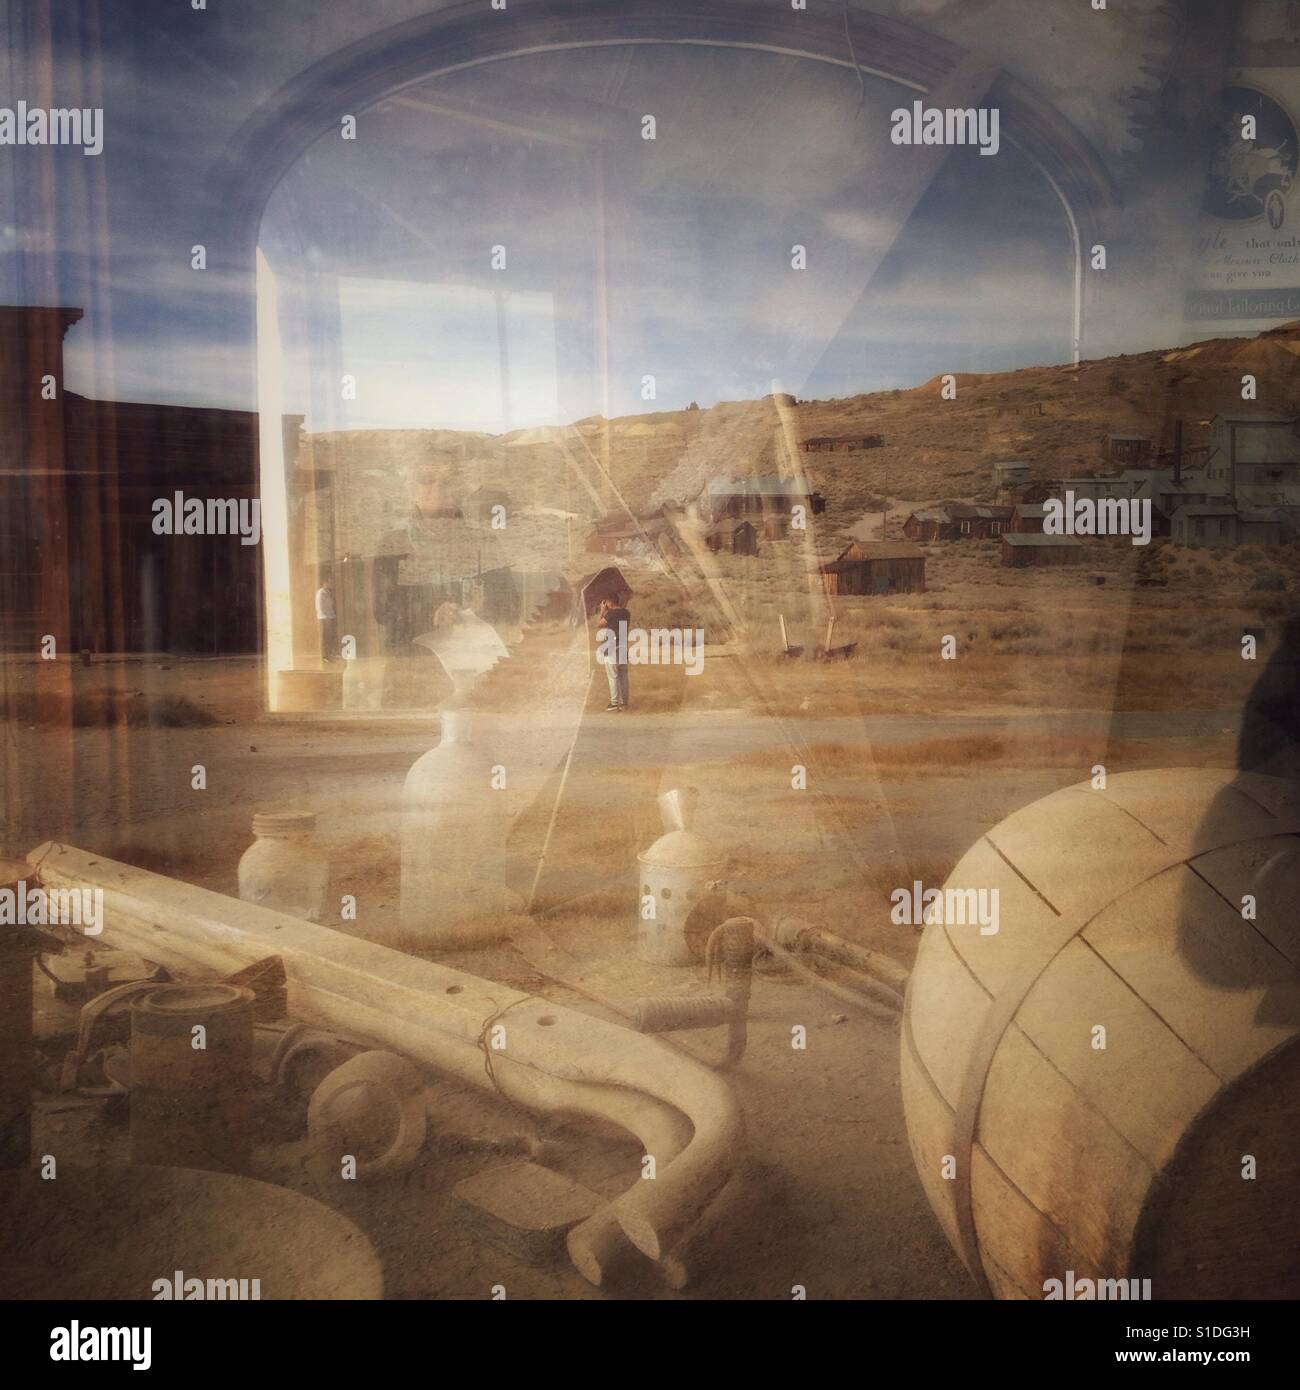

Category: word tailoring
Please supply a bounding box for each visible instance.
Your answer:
[0,102,102,155]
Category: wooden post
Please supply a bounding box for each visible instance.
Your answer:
[31,841,746,1273]
[526,669,595,913]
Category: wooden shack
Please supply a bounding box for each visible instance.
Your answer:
[707,475,818,520]
[1000,533,1083,567]
[1102,433,1155,467]
[705,519,759,555]
[903,503,1013,542]
[1172,503,1283,549]
[1011,502,1047,534]
[991,460,1031,491]
[800,434,883,453]
[812,541,926,595]
[902,508,946,542]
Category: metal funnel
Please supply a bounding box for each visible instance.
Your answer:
[657,786,700,833]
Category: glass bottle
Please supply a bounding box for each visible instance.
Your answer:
[238,810,329,923]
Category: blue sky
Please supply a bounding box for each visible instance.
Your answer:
[2,2,1203,433]
[261,45,1077,433]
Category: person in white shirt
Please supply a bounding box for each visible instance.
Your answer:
[315,580,337,663]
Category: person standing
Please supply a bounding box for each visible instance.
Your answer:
[597,592,631,710]
[315,579,337,664]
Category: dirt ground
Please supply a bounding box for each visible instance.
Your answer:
[6,532,1265,1300]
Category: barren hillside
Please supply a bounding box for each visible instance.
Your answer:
[302,322,1300,542]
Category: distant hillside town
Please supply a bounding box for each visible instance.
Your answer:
[5,303,1299,672]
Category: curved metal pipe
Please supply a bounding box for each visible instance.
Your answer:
[564,1093,693,1287]
[30,843,741,1270]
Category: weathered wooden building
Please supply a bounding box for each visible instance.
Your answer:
[1102,433,1155,467]
[1000,533,1084,568]
[799,434,883,453]
[1055,475,1140,504]
[1204,410,1300,509]
[707,475,824,519]
[1132,471,1209,535]
[902,508,948,541]
[0,306,282,655]
[812,541,926,595]
[991,460,1031,493]
[1172,503,1283,549]
[1011,502,1047,533]
[902,502,1013,542]
[705,519,759,555]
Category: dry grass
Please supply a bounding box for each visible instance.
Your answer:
[449,529,1294,726]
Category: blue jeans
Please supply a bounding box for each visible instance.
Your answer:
[605,662,629,706]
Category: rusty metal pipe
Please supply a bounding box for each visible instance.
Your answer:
[635,993,732,1033]
[774,916,908,999]
[761,932,901,1022]
[633,919,756,1070]
[565,1094,693,1287]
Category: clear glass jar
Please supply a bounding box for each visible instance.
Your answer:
[238,810,329,923]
